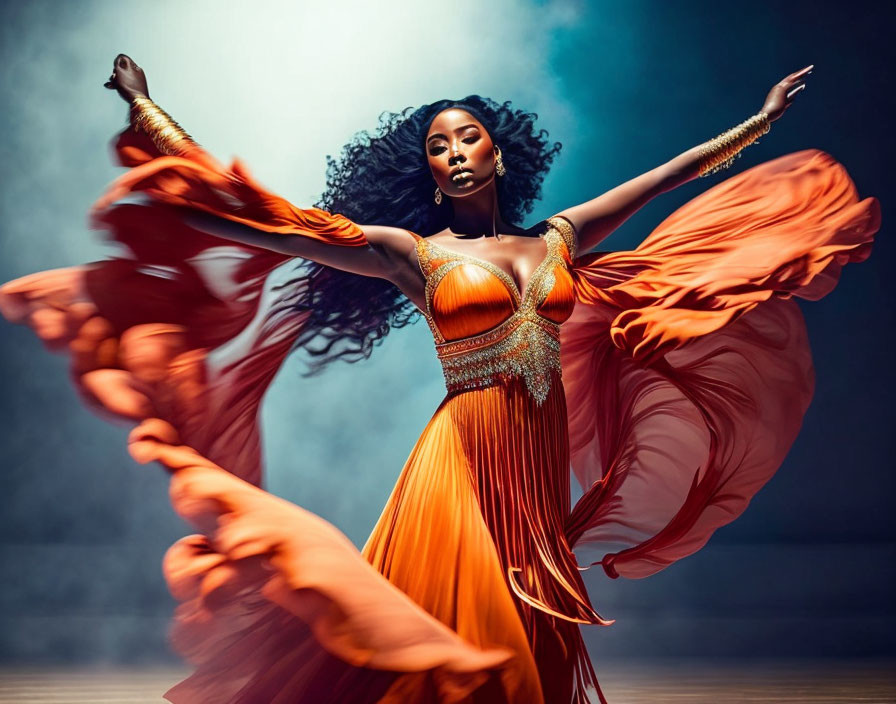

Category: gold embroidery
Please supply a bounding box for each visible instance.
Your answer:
[425,239,523,306]
[437,313,561,404]
[414,237,432,277]
[546,215,577,260]
[415,221,573,405]
[537,269,556,309]
[414,237,444,343]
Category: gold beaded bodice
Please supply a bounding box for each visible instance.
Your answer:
[412,216,577,405]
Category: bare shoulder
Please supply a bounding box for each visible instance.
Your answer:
[545,212,577,233]
[358,224,419,254]
[357,224,421,276]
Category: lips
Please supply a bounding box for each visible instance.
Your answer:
[450,168,473,183]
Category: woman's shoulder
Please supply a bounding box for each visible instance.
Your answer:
[356,225,422,266]
[498,218,576,250]
[358,223,421,243]
[514,217,577,240]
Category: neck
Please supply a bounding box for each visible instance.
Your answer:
[448,182,512,238]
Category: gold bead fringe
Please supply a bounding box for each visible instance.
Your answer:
[698,112,770,177]
[130,96,198,157]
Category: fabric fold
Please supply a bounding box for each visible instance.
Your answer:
[1,127,532,702]
[95,128,366,246]
[0,131,880,703]
[562,149,880,579]
[128,418,516,704]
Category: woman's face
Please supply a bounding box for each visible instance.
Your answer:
[426,108,498,199]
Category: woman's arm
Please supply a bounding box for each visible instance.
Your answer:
[104,55,417,282]
[183,214,418,280]
[556,65,813,254]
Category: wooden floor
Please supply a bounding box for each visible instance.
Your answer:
[0,661,893,703]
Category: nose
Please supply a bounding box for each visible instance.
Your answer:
[448,142,466,166]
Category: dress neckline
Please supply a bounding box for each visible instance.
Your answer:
[415,219,562,306]
[426,234,548,305]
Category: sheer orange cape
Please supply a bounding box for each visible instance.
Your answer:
[0,128,880,702]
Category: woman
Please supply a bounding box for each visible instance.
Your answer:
[0,54,879,704]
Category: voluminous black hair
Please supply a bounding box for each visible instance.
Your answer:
[279,95,562,374]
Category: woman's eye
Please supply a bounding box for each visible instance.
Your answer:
[429,146,447,156]
[462,136,478,144]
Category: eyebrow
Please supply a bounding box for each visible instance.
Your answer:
[426,124,480,144]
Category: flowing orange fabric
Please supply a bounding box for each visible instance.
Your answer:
[0,131,535,702]
[561,150,880,580]
[0,124,880,704]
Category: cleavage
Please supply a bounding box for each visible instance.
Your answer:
[432,235,547,300]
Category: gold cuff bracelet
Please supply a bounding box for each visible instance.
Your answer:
[698,112,771,177]
[130,96,198,157]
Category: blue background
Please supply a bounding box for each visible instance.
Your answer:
[0,0,892,664]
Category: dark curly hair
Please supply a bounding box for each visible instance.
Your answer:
[279,95,563,375]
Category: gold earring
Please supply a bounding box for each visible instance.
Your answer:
[434,187,442,205]
[495,147,506,177]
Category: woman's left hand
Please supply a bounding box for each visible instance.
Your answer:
[761,65,813,122]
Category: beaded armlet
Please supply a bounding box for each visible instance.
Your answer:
[129,96,199,157]
[698,112,770,177]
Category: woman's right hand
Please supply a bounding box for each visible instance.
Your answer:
[104,53,149,103]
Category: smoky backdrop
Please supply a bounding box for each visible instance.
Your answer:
[0,0,892,664]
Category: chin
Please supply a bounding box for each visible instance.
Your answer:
[447,178,490,198]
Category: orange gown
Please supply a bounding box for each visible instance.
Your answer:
[0,128,880,704]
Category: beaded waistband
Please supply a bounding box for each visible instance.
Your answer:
[436,313,561,405]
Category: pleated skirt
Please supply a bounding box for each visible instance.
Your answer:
[363,371,608,704]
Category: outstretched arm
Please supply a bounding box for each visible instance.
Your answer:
[182,214,418,280]
[104,54,417,282]
[555,65,814,254]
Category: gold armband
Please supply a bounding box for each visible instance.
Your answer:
[129,96,198,157]
[697,112,770,177]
